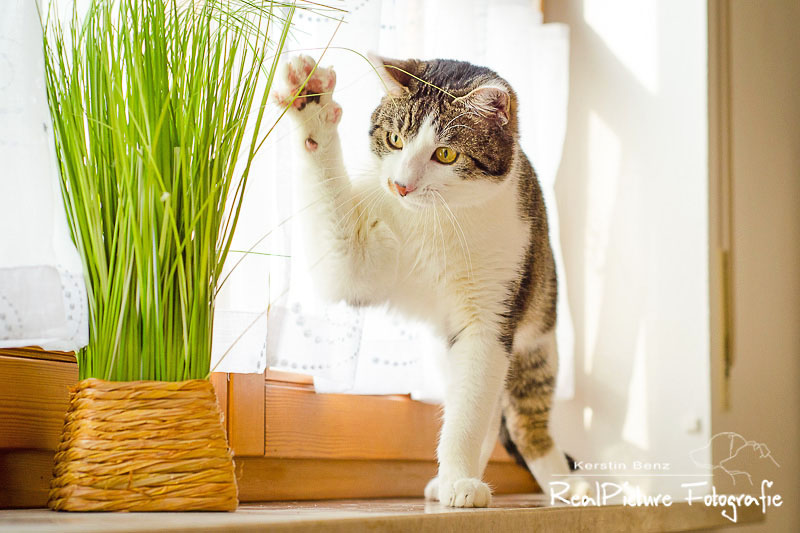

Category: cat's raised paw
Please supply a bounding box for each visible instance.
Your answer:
[273,54,338,118]
[436,477,492,508]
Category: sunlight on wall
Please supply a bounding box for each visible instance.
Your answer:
[621,327,650,450]
[583,110,621,376]
[583,0,659,93]
[549,0,709,496]
[583,406,593,431]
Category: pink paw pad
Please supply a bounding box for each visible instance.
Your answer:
[274,55,337,110]
[287,61,313,85]
[326,103,343,124]
[307,69,336,94]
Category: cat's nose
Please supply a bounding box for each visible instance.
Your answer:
[394,181,416,197]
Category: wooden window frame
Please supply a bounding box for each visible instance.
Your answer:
[217,369,536,501]
[0,349,535,507]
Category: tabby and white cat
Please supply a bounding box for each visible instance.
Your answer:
[273,54,586,507]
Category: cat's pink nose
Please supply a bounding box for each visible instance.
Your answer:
[394,181,416,197]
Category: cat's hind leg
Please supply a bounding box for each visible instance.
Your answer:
[503,329,591,500]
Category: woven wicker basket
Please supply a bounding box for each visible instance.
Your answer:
[48,378,238,511]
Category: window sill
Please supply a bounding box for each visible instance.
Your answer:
[0,351,534,508]
[0,495,763,532]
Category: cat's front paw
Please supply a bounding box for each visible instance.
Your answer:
[273,55,342,152]
[433,477,492,508]
[273,55,341,121]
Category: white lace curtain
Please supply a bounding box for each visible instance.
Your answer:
[0,1,89,352]
[212,0,575,400]
[0,0,571,401]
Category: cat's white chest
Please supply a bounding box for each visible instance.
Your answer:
[384,185,529,328]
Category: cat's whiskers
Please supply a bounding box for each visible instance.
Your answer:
[306,167,374,190]
[407,189,439,278]
[405,202,431,281]
[434,190,474,281]
[354,187,387,236]
[363,185,387,231]
[431,196,448,282]
[334,186,383,230]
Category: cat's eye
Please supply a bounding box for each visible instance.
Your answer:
[387,132,404,149]
[433,146,458,164]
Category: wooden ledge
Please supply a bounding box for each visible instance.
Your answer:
[0,347,76,364]
[0,495,764,533]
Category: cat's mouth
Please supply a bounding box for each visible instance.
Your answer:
[386,179,442,209]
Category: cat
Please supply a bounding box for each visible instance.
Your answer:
[273,54,588,507]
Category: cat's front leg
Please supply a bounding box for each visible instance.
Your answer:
[430,329,510,507]
[273,55,399,304]
[273,55,343,152]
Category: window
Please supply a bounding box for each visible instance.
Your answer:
[1,0,723,508]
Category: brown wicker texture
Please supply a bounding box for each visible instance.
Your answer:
[48,378,238,511]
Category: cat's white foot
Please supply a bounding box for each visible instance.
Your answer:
[432,477,492,508]
[568,478,593,500]
[527,446,597,502]
[424,477,439,501]
[273,54,342,152]
[542,476,596,505]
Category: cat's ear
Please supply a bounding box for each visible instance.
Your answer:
[458,85,511,126]
[368,52,419,97]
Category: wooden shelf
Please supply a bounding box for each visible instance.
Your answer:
[0,495,764,532]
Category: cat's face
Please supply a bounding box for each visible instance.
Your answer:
[369,57,518,209]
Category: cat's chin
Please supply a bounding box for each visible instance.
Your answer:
[397,198,432,210]
[389,194,436,210]
[399,196,484,211]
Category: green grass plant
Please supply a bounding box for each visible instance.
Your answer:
[41,0,321,381]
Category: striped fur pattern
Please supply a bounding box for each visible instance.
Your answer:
[273,54,588,507]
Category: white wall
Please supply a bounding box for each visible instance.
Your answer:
[545,0,711,496]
